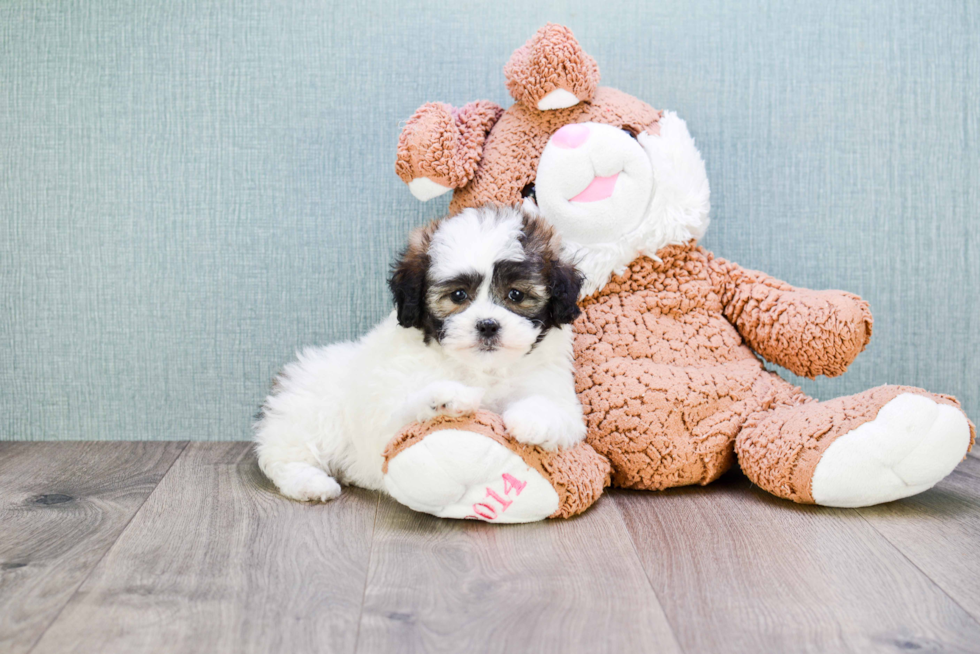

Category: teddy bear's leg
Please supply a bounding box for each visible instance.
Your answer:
[588,407,740,491]
[736,384,975,507]
[382,411,610,523]
[580,358,772,491]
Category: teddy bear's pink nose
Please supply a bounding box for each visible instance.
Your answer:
[551,123,590,149]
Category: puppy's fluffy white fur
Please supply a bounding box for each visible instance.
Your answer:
[254,206,586,502]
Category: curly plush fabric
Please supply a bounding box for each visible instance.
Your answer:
[395,100,504,189]
[504,23,600,108]
[737,385,975,503]
[573,243,974,499]
[715,260,874,378]
[383,411,611,518]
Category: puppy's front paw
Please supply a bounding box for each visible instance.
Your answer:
[274,463,342,503]
[416,381,484,422]
[503,397,587,452]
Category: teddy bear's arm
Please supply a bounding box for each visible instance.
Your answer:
[711,257,873,379]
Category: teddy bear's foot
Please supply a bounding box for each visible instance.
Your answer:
[382,411,610,523]
[384,428,561,523]
[737,385,974,507]
[811,393,972,507]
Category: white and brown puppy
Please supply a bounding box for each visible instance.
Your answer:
[254,205,586,502]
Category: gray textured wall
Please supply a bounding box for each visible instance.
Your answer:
[1,0,977,441]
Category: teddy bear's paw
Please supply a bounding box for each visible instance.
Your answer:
[811,393,972,507]
[383,429,559,523]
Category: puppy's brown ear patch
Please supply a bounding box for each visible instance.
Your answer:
[518,212,583,326]
[504,24,600,111]
[389,221,438,329]
[519,212,563,265]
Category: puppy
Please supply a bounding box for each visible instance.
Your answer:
[254,205,587,502]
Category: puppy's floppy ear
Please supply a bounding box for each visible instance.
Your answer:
[518,210,584,326]
[389,223,435,329]
[548,258,584,326]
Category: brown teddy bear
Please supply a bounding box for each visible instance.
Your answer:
[382,24,975,522]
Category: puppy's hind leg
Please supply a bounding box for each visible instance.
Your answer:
[255,423,342,503]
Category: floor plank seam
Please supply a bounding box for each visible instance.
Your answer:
[608,494,687,654]
[853,508,980,629]
[350,491,382,654]
[22,441,191,654]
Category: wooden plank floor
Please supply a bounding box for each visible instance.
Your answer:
[1,443,978,654]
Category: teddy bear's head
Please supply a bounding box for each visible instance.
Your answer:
[397,24,711,294]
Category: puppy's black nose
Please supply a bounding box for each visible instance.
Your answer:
[476,319,500,338]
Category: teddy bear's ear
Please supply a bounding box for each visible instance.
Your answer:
[395,100,504,201]
[504,24,600,111]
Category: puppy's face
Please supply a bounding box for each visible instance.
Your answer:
[389,205,583,369]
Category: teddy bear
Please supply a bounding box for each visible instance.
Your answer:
[382,23,975,522]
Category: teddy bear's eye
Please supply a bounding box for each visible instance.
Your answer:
[521,182,537,201]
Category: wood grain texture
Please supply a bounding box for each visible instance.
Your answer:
[29,442,379,654]
[614,472,980,654]
[355,495,681,654]
[0,441,186,654]
[857,456,980,625]
[8,442,980,654]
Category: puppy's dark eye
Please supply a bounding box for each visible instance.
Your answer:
[622,127,639,139]
[520,183,536,201]
[507,289,525,303]
[450,290,468,304]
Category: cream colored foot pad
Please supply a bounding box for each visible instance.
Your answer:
[383,429,559,523]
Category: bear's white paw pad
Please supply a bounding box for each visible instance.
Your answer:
[416,381,483,422]
[812,393,971,507]
[384,429,559,523]
[276,464,342,503]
